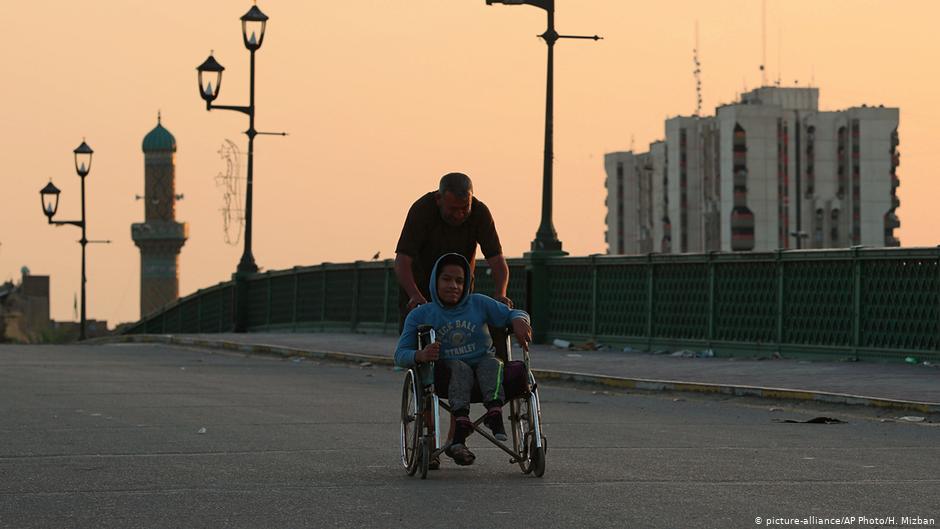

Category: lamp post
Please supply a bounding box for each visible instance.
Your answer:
[196,3,286,332]
[196,3,285,276]
[39,141,94,341]
[486,0,600,253]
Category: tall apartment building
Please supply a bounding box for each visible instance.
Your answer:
[605,152,648,254]
[605,87,900,254]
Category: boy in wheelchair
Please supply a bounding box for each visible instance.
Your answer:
[395,253,532,466]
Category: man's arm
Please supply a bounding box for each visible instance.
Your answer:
[395,253,427,308]
[486,254,511,307]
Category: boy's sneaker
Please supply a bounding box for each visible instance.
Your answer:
[484,409,508,441]
[444,443,476,466]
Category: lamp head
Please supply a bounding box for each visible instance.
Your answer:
[40,181,61,219]
[73,140,93,177]
[240,4,269,50]
[196,54,225,105]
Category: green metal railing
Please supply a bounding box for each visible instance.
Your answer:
[124,247,940,362]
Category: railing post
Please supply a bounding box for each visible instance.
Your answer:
[852,246,862,360]
[351,261,361,332]
[197,290,203,333]
[707,252,716,346]
[265,273,273,329]
[233,272,251,333]
[292,268,299,332]
[776,249,785,349]
[646,253,654,352]
[382,259,391,333]
[320,264,327,331]
[219,287,225,333]
[524,250,565,343]
[590,254,598,338]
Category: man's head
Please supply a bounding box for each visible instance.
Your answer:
[435,172,473,226]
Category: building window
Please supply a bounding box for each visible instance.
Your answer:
[830,209,840,246]
[884,128,901,246]
[851,120,861,245]
[616,162,624,254]
[805,125,816,197]
[662,147,671,252]
[679,129,688,252]
[777,118,790,249]
[837,126,847,200]
[814,208,824,246]
[731,123,754,251]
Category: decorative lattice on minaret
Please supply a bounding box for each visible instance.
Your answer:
[131,113,188,318]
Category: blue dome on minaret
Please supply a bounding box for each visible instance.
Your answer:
[142,112,177,152]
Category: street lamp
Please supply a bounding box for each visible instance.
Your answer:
[38,140,101,341]
[486,0,601,253]
[197,2,285,333]
[196,2,284,276]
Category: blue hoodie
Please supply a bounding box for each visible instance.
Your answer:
[394,253,530,368]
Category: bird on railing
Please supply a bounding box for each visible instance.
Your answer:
[372,251,380,260]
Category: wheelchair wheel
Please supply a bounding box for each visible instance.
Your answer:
[511,382,546,476]
[418,437,430,480]
[510,395,537,474]
[529,387,547,478]
[400,370,420,475]
[529,435,546,477]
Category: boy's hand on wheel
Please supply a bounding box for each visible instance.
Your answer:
[415,341,440,363]
[512,319,532,352]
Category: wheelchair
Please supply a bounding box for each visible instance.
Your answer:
[399,324,546,479]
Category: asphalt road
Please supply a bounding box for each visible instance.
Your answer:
[1,343,938,529]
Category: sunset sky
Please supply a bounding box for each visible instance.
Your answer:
[3,1,939,325]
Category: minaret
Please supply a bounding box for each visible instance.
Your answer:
[131,114,188,318]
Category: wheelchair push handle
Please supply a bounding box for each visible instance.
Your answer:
[415,324,440,366]
[417,324,436,351]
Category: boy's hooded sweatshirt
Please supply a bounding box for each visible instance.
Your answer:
[395,253,530,368]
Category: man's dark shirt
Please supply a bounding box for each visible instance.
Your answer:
[395,192,502,313]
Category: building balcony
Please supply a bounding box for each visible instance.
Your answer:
[885,213,901,229]
[131,221,188,243]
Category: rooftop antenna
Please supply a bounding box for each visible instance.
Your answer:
[630,134,636,152]
[693,20,703,116]
[760,0,767,86]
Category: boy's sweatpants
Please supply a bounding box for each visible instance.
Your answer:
[442,357,504,413]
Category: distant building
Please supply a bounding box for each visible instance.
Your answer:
[605,87,900,254]
[131,115,188,317]
[605,152,651,254]
[0,270,50,342]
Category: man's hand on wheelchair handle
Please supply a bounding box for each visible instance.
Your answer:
[512,319,532,352]
[407,292,428,310]
[493,295,513,308]
[415,341,440,363]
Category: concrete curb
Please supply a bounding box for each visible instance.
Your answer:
[101,334,940,415]
[536,370,940,415]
